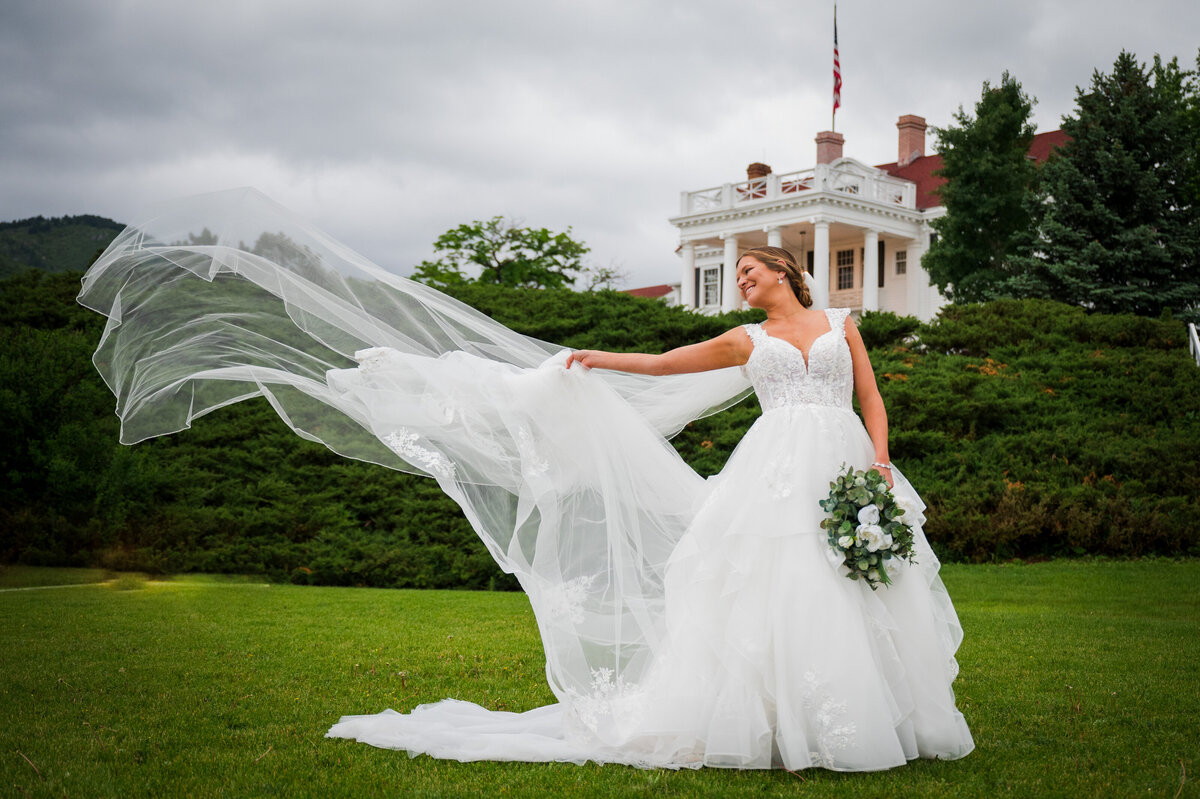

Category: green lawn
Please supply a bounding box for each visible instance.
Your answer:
[1,561,1197,798]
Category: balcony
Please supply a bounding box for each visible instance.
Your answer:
[678,163,916,217]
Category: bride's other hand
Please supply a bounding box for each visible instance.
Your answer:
[871,464,894,489]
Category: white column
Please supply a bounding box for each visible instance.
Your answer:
[721,233,741,312]
[905,241,922,318]
[811,219,830,309]
[907,227,931,320]
[927,278,948,319]
[766,226,783,249]
[862,229,879,313]
[680,241,696,309]
[924,224,949,318]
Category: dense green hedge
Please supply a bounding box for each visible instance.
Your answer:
[2,270,1198,587]
[872,301,1200,559]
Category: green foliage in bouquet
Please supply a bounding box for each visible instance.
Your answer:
[819,466,917,590]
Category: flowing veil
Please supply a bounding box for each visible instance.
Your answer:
[77,187,754,745]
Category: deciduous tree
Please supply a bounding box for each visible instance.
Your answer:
[411,217,589,289]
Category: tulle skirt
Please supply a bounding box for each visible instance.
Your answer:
[329,404,974,770]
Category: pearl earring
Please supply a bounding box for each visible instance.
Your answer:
[777,276,784,285]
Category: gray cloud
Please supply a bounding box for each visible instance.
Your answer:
[1,0,1196,286]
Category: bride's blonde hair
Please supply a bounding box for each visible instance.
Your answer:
[740,246,813,308]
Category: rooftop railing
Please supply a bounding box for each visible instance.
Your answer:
[679,163,916,216]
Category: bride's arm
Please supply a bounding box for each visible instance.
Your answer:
[845,317,894,487]
[566,327,750,375]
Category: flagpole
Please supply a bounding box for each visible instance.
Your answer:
[832,4,840,132]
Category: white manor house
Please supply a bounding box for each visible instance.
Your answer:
[653,115,1066,321]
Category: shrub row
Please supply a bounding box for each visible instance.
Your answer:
[3,271,1198,587]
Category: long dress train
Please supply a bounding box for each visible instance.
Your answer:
[78,188,973,771]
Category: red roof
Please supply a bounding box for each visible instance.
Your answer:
[624,284,675,299]
[1027,129,1071,162]
[876,129,1069,209]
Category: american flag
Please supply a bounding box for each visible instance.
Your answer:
[833,5,841,123]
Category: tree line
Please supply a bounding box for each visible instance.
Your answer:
[925,50,1200,321]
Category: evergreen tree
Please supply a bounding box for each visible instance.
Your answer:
[924,73,1038,303]
[1022,51,1200,320]
[1183,51,1200,227]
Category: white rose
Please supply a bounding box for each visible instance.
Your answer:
[857,504,881,525]
[837,535,855,549]
[893,495,926,527]
[856,523,887,552]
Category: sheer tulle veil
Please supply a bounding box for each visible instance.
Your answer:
[76,187,754,740]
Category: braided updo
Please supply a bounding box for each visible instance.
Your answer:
[740,246,813,308]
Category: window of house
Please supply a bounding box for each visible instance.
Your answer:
[702,267,720,307]
[878,241,886,288]
[836,249,854,290]
[806,251,814,276]
[895,250,907,275]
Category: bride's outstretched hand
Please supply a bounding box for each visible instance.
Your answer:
[566,350,605,370]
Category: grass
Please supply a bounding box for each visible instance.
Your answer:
[0,565,111,588]
[1,560,1197,798]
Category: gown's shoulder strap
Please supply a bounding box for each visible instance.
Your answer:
[826,307,852,339]
[742,322,766,347]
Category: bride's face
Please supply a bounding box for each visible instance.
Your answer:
[736,256,783,307]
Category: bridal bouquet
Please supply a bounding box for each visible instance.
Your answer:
[819,465,916,590]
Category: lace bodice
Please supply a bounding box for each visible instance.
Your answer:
[741,307,854,412]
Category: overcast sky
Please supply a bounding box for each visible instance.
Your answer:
[1,1,1196,288]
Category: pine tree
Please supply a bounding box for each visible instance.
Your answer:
[1023,51,1200,320]
[924,73,1038,303]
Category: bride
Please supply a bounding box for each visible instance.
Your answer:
[78,189,973,771]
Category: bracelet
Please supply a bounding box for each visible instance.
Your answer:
[871,461,892,470]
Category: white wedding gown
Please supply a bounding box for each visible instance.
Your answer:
[77,188,973,772]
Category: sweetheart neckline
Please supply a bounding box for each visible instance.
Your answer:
[756,311,836,371]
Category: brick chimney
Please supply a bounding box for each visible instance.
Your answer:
[746,162,772,179]
[815,131,844,164]
[897,115,927,167]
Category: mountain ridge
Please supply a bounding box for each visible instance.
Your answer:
[0,214,124,278]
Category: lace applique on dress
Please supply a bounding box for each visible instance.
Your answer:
[764,452,796,499]
[382,428,456,480]
[741,308,855,412]
[800,670,857,767]
[516,425,550,477]
[566,667,646,734]
[541,574,596,625]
